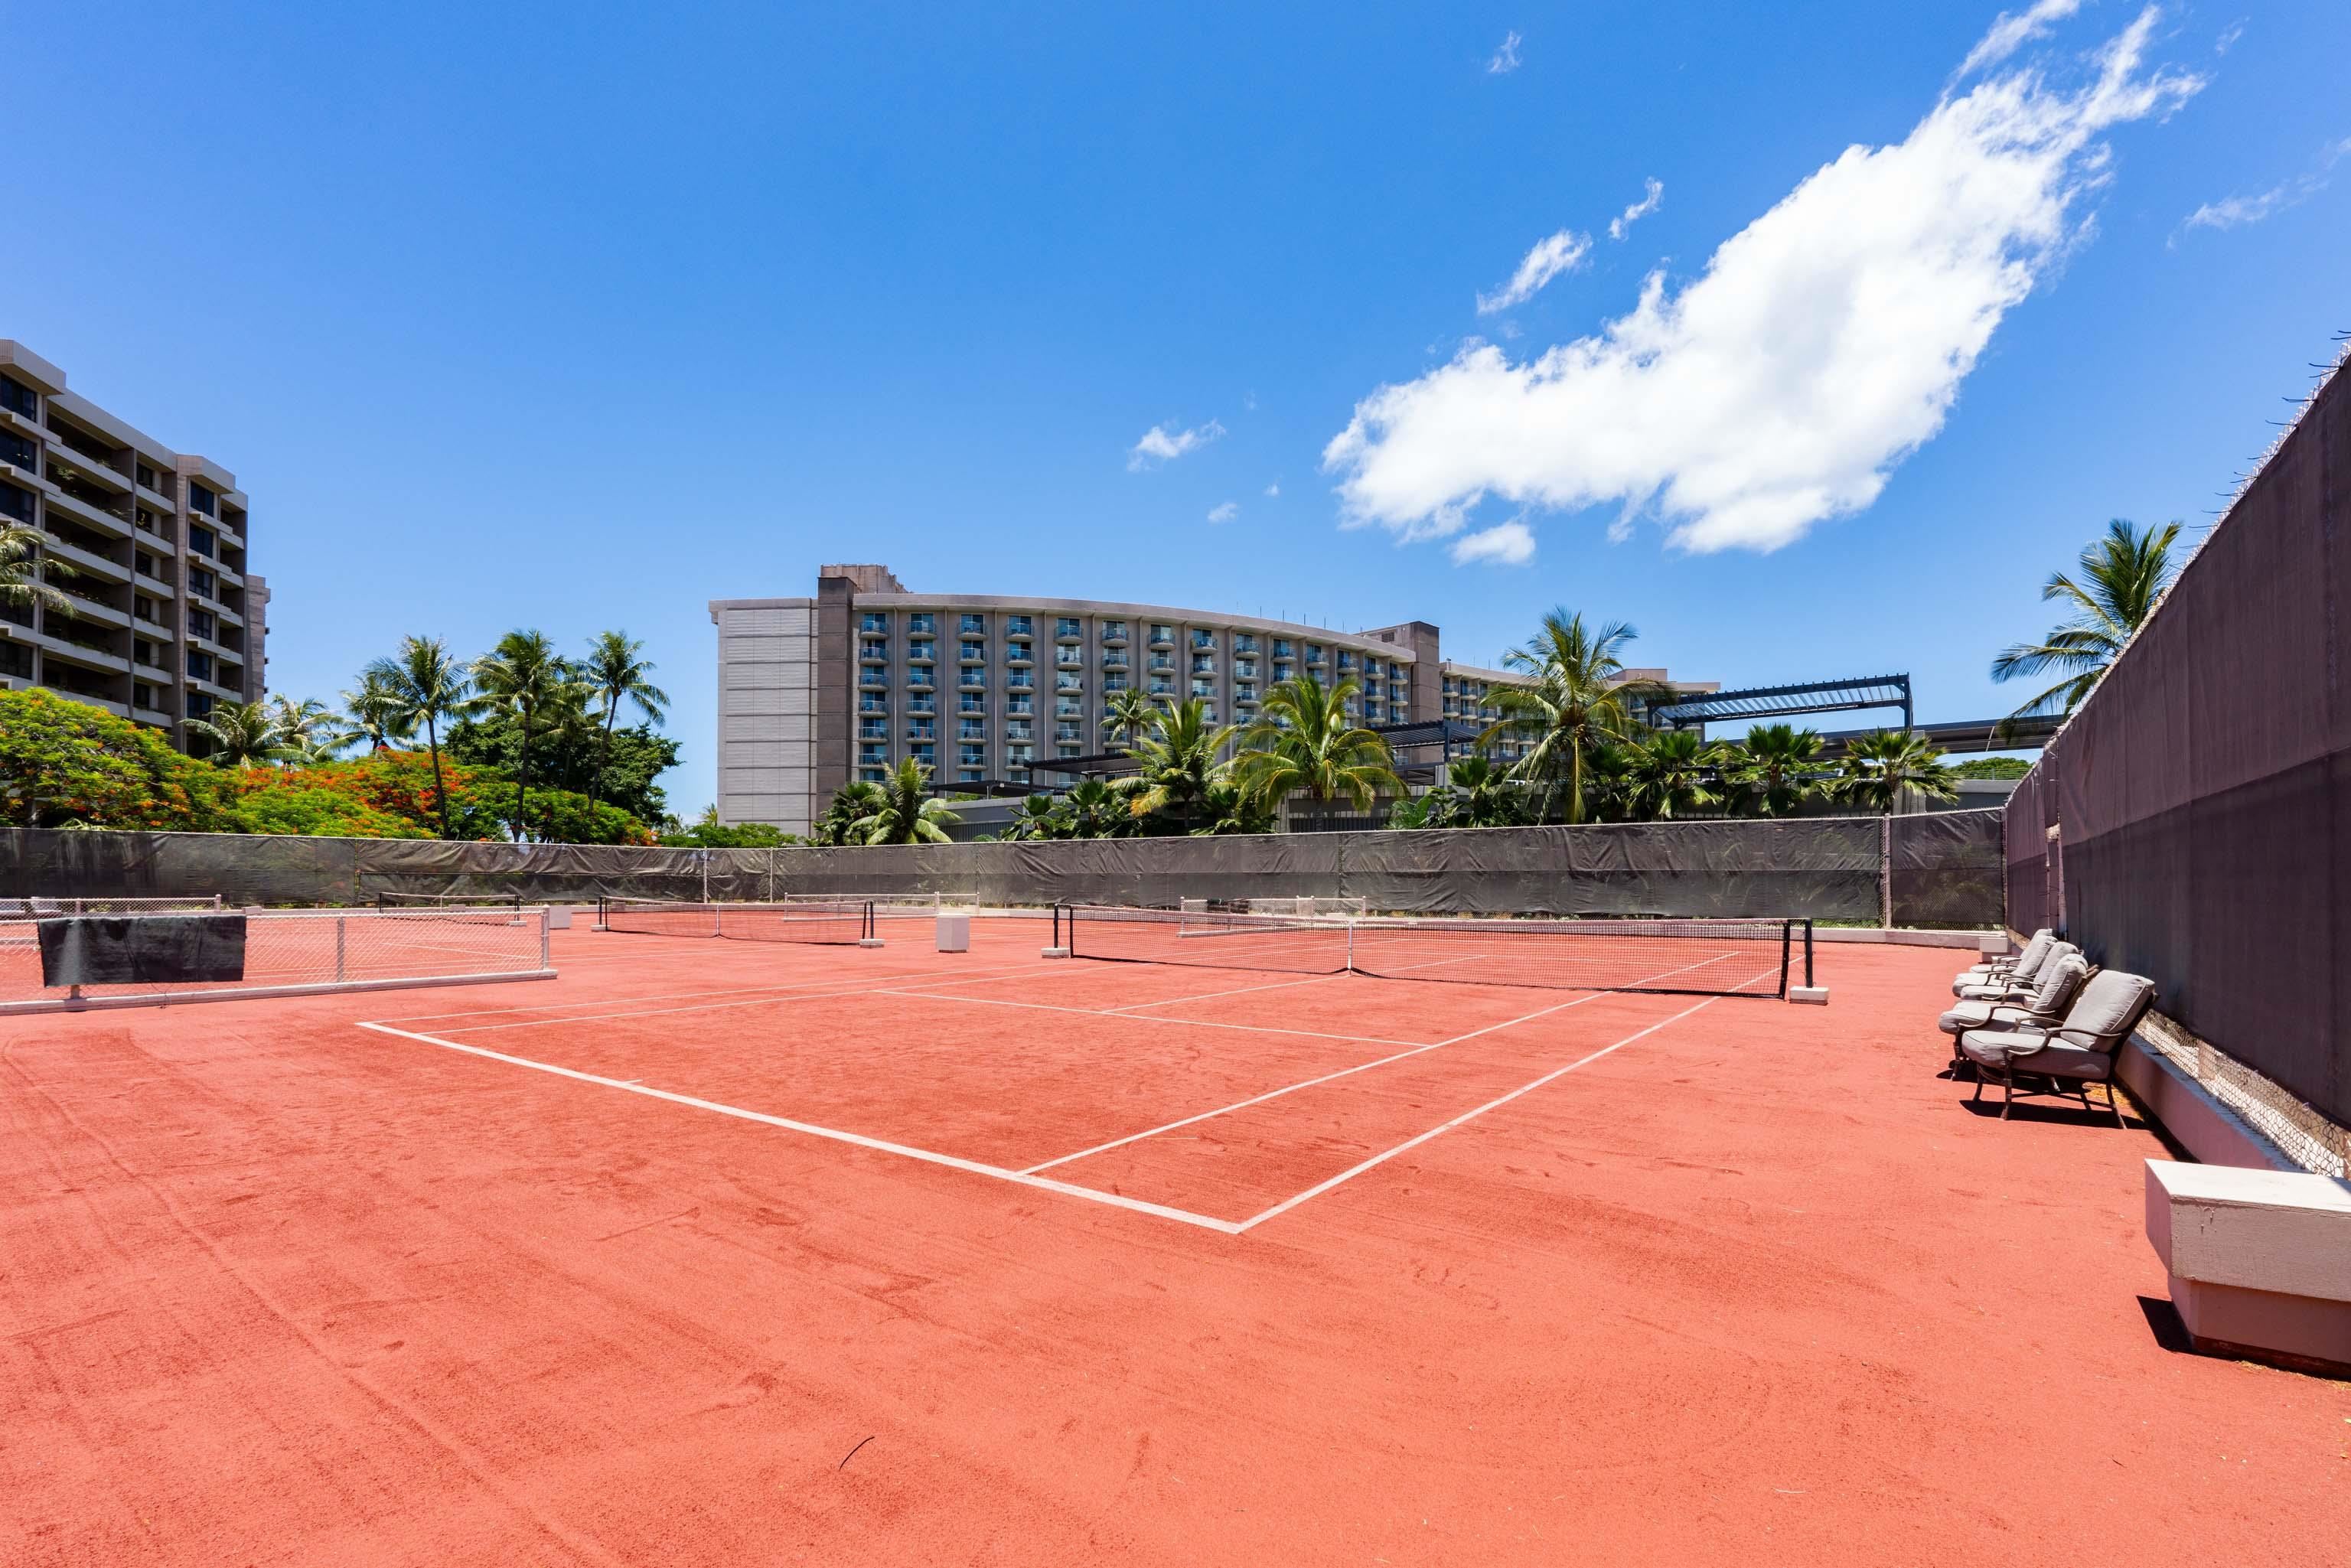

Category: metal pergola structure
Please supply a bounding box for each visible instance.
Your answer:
[1652,673,1912,733]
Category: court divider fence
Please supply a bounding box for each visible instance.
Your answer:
[1,810,2003,927]
[2002,340,2351,1149]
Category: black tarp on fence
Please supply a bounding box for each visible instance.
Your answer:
[2002,354,2349,1129]
[0,811,2005,924]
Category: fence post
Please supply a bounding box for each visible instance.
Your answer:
[540,908,552,970]
[334,916,347,984]
[1880,816,1893,930]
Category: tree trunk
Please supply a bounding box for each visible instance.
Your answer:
[514,710,533,843]
[589,697,617,817]
[426,716,451,839]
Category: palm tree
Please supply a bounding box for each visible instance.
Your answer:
[266,695,334,761]
[469,629,573,840]
[851,758,962,845]
[337,671,414,753]
[1992,518,2183,729]
[1126,696,1237,833]
[1229,673,1401,825]
[1480,609,1668,823]
[1732,723,1826,817]
[0,521,75,618]
[365,635,471,838]
[813,781,888,846]
[183,699,294,767]
[1438,755,1528,827]
[580,631,670,817]
[1837,729,1958,814]
[1623,729,1725,820]
[1065,777,1133,839]
[1003,793,1068,841]
[1101,687,1160,752]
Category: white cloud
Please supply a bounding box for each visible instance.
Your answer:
[1607,178,1665,240]
[1127,419,1225,471]
[1487,31,1522,75]
[2177,137,2351,239]
[1449,520,1536,566]
[2214,20,2245,54]
[1264,482,1280,497]
[1475,229,1591,315]
[1323,8,2203,556]
[1956,0,2084,80]
[1206,501,1240,524]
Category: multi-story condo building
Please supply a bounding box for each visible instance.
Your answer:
[712,565,1714,835]
[0,342,268,746]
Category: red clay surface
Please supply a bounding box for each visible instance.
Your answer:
[3,915,2343,1565]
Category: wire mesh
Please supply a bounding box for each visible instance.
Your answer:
[2137,1011,2349,1178]
[0,906,553,1012]
[0,895,223,915]
[1058,905,1797,997]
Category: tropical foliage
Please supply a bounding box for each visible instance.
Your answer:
[1228,673,1400,822]
[1479,609,1666,823]
[1834,728,1958,814]
[1123,697,1236,833]
[849,758,963,845]
[0,520,75,618]
[1992,518,2182,727]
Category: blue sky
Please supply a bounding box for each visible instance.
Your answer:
[8,2,2346,817]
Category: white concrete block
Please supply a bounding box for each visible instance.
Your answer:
[2147,1158,2351,1374]
[1787,986,1829,1005]
[936,911,970,953]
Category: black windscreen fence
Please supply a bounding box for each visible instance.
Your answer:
[2003,355,2349,1129]
[0,811,2007,927]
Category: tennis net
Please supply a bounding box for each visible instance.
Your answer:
[1054,905,1805,997]
[597,898,876,944]
[2,895,224,916]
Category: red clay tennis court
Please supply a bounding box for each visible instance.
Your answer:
[3,913,2340,1565]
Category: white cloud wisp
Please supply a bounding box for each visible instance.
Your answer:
[1488,31,1522,75]
[1324,9,2203,556]
[1206,501,1239,524]
[1475,229,1590,315]
[1608,178,1665,240]
[1127,419,1225,471]
[1955,0,2085,80]
[2178,136,2351,238]
[1450,520,1536,566]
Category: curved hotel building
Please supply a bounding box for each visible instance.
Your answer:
[711,564,1709,835]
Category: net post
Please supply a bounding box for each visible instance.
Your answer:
[1779,920,1791,999]
[595,897,610,932]
[1804,920,1814,989]
[1043,903,1071,959]
[540,907,552,970]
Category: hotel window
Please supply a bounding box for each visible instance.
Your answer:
[959,768,984,784]
[1273,639,1292,658]
[1104,674,1129,693]
[908,693,936,713]
[861,767,888,784]
[185,691,214,719]
[189,525,216,559]
[861,612,888,633]
[1273,662,1292,683]
[188,608,215,640]
[187,650,214,682]
[1234,659,1256,679]
[960,613,986,633]
[0,377,37,419]
[1056,617,1083,639]
[189,482,217,517]
[1007,694,1033,715]
[1057,673,1083,690]
[1304,644,1324,664]
[1056,722,1083,742]
[1006,720,1032,741]
[860,694,889,713]
[912,743,936,765]
[859,719,887,740]
[1100,620,1127,641]
[861,639,888,661]
[959,719,986,739]
[908,613,935,634]
[0,481,31,524]
[960,745,986,767]
[1007,614,1032,636]
[1190,679,1214,699]
[960,641,986,662]
[959,693,986,713]
[189,566,217,599]
[1190,630,1215,650]
[1234,634,1257,654]
[1007,743,1033,763]
[1149,623,1173,643]
[0,430,33,470]
[906,720,936,740]
[1006,671,1033,689]
[908,638,935,660]
[1235,681,1257,700]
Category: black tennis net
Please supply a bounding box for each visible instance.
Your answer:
[598,898,875,944]
[1053,905,1805,997]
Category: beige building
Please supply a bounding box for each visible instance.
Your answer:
[1,341,267,746]
[712,564,1713,835]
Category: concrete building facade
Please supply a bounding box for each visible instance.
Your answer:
[712,565,1714,836]
[0,341,268,745]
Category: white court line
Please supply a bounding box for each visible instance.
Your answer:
[1020,985,1631,1174]
[1103,972,1351,1013]
[872,987,1430,1050]
[1233,997,1720,1231]
[416,959,1100,1035]
[380,952,1068,1023]
[352,1021,1243,1234]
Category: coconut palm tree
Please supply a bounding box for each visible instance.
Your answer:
[366,635,471,838]
[1837,729,1958,814]
[1731,722,1827,817]
[183,699,295,768]
[812,781,888,846]
[1480,609,1668,823]
[1101,687,1160,752]
[337,671,414,753]
[1196,776,1277,835]
[1126,697,1236,833]
[1622,729,1726,820]
[1064,777,1133,838]
[266,695,334,759]
[851,758,962,845]
[1229,673,1401,825]
[0,521,75,618]
[580,631,669,817]
[1440,754,1528,827]
[468,629,573,840]
[1992,518,2183,729]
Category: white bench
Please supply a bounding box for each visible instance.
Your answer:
[2145,1159,2351,1375]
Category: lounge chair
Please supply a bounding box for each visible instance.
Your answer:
[1953,940,2076,1004]
[1937,952,2091,1071]
[1956,970,2158,1126]
[1952,928,2053,995]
